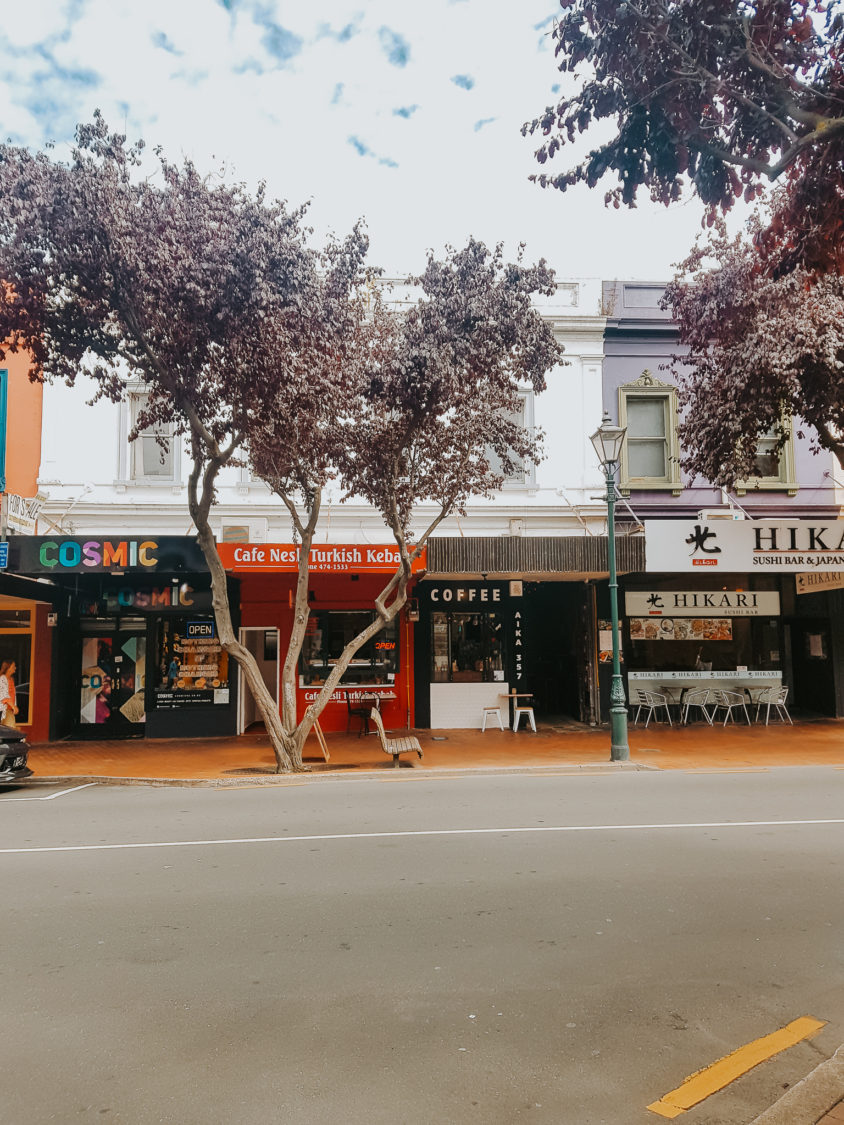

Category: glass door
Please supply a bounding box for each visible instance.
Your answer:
[80,621,147,734]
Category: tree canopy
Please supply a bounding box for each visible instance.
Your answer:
[524,0,844,271]
[247,239,561,765]
[0,116,562,770]
[664,210,844,484]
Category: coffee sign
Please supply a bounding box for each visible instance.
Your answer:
[625,590,780,617]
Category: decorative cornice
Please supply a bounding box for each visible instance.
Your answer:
[621,368,675,391]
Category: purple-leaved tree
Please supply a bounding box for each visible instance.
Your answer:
[524,0,844,273]
[0,118,563,771]
[664,208,844,485]
[248,239,563,769]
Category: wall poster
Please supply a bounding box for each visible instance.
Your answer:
[628,617,733,641]
[154,617,230,708]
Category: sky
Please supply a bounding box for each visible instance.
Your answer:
[0,0,723,286]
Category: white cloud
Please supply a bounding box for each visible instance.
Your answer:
[0,0,730,280]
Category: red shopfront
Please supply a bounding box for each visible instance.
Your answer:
[218,543,425,734]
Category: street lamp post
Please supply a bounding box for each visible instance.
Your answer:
[590,411,630,762]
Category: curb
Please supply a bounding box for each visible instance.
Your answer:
[750,1044,844,1125]
[12,761,656,788]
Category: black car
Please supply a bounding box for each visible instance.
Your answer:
[0,725,32,781]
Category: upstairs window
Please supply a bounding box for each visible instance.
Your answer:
[735,420,797,495]
[487,392,534,488]
[119,391,178,483]
[617,371,682,494]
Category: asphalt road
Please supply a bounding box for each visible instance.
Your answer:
[3,767,844,1125]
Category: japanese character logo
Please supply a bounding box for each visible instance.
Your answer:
[646,593,664,608]
[685,524,721,555]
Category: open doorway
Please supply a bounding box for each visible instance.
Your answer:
[523,582,591,725]
[237,627,279,734]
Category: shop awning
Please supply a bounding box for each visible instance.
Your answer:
[425,535,645,579]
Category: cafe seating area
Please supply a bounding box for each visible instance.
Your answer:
[630,674,793,728]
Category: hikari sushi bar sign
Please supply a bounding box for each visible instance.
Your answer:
[217,542,427,574]
[625,590,780,617]
[645,520,844,572]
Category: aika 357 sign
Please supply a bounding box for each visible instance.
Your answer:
[645,520,844,573]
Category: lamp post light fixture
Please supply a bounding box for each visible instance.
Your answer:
[590,410,630,762]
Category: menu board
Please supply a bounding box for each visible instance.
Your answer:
[629,617,733,641]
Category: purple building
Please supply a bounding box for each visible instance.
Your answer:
[602,280,844,719]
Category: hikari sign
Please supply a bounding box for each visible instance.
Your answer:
[645,521,844,573]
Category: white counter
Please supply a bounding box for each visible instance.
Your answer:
[430,682,510,729]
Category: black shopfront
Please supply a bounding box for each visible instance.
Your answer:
[413,578,592,728]
[6,535,239,740]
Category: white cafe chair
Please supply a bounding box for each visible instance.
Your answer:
[710,689,751,726]
[633,689,672,728]
[754,686,793,726]
[681,688,713,725]
[481,706,504,731]
[513,706,536,732]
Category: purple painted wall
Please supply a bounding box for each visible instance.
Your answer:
[601,280,840,519]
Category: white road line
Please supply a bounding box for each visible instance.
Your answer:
[1,817,843,855]
[1,783,96,803]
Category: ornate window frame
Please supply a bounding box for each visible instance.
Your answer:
[617,371,682,495]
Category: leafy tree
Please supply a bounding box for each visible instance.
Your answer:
[524,1,844,271]
[0,117,562,770]
[664,208,844,483]
[246,240,561,768]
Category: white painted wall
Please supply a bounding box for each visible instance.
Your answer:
[36,280,609,541]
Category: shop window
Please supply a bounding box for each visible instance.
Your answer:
[432,611,505,683]
[617,372,682,494]
[300,611,399,686]
[0,602,34,725]
[734,421,797,495]
[152,617,229,708]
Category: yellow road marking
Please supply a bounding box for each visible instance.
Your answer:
[647,1016,827,1118]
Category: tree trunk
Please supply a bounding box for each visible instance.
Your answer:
[194,521,302,772]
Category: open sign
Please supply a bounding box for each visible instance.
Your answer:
[187,621,216,638]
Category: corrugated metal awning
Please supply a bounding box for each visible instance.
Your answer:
[425,536,644,579]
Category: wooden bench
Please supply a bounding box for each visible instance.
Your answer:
[370,708,423,768]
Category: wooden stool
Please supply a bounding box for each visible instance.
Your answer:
[481,707,504,731]
[513,706,536,732]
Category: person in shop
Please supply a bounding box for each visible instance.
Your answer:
[0,660,20,727]
[167,656,181,688]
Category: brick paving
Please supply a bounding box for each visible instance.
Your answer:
[819,1100,844,1124]
[23,716,844,782]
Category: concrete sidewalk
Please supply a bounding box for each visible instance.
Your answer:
[22,716,844,784]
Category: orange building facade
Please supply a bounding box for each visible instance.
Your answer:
[0,354,53,742]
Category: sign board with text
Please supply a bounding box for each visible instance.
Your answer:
[795,572,844,595]
[625,589,780,617]
[217,542,427,575]
[645,520,844,573]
